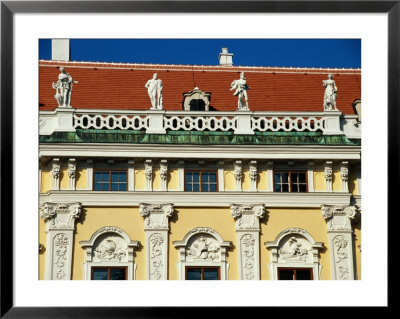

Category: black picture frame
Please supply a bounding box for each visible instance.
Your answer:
[1,1,395,317]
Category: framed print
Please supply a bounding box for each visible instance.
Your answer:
[1,0,396,317]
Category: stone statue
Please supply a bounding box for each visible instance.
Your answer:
[52,67,78,107]
[323,73,338,111]
[145,73,163,110]
[230,72,250,110]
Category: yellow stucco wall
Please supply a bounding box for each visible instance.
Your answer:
[40,170,51,193]
[314,170,325,192]
[135,170,146,190]
[224,170,235,191]
[242,171,251,191]
[153,169,161,190]
[60,167,69,190]
[71,207,146,280]
[258,170,268,191]
[39,215,47,280]
[332,169,342,192]
[76,168,87,190]
[260,208,331,280]
[168,169,179,191]
[168,207,238,280]
[348,170,359,196]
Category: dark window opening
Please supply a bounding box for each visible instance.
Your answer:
[186,267,220,280]
[94,169,127,191]
[274,171,307,192]
[185,170,217,192]
[278,268,313,280]
[189,99,206,111]
[92,267,127,280]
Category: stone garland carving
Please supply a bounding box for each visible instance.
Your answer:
[54,233,69,280]
[323,73,338,111]
[241,234,256,280]
[230,72,250,111]
[52,67,78,108]
[149,233,164,280]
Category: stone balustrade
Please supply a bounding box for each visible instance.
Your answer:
[39,108,356,137]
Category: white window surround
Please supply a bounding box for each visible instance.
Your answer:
[265,228,323,280]
[173,227,232,280]
[80,226,140,280]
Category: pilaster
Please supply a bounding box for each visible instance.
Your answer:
[324,161,333,192]
[139,203,175,280]
[234,160,243,192]
[67,158,76,190]
[340,161,349,192]
[230,203,266,280]
[249,161,258,192]
[51,158,60,190]
[145,159,153,191]
[321,204,360,280]
[40,202,82,280]
[160,160,168,191]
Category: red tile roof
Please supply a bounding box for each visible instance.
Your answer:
[39,60,361,114]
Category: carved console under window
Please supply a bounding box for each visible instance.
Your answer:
[183,87,211,111]
[265,228,323,280]
[80,226,140,280]
[321,204,359,280]
[173,227,231,280]
[230,203,266,280]
[40,202,82,280]
[139,203,175,280]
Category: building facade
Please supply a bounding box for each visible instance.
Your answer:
[39,42,361,280]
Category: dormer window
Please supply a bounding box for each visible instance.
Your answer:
[183,87,211,111]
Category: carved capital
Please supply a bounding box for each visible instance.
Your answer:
[40,202,82,230]
[139,203,175,230]
[230,204,266,230]
[321,205,359,232]
[234,163,243,181]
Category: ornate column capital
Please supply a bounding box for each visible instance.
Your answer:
[321,204,360,231]
[40,202,82,230]
[139,203,175,230]
[230,203,266,231]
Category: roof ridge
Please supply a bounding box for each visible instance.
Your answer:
[39,59,361,71]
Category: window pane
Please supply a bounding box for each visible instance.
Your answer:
[186,172,193,182]
[92,268,108,280]
[111,172,119,182]
[296,269,312,280]
[292,184,298,192]
[110,268,126,280]
[111,183,119,191]
[282,172,289,182]
[192,183,200,192]
[278,269,294,280]
[102,172,109,182]
[282,184,289,192]
[185,183,192,192]
[94,172,102,183]
[299,173,306,183]
[274,183,282,192]
[209,183,217,192]
[209,173,216,182]
[291,173,299,183]
[202,183,209,192]
[94,182,102,191]
[119,182,127,191]
[274,173,281,184]
[202,173,209,182]
[203,268,219,280]
[299,184,307,192]
[187,268,202,280]
[193,172,200,182]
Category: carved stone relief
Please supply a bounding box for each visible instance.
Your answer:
[241,234,256,280]
[53,233,69,280]
[149,233,164,280]
[186,234,221,262]
[139,203,174,230]
[92,234,128,262]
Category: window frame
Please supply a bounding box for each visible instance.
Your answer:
[91,266,128,280]
[184,169,219,192]
[185,266,220,280]
[277,267,313,280]
[93,168,128,191]
[273,170,308,193]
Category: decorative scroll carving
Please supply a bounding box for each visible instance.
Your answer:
[41,202,82,229]
[241,234,256,280]
[149,233,164,280]
[53,233,69,280]
[321,205,359,280]
[139,203,175,230]
[230,204,265,230]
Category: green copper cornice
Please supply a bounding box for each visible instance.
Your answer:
[39,129,361,146]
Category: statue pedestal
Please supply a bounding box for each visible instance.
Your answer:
[323,111,343,135]
[146,110,166,134]
[234,111,254,135]
[53,107,75,133]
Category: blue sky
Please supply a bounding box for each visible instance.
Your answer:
[39,39,361,68]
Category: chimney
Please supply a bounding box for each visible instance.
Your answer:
[219,47,233,66]
[51,39,70,61]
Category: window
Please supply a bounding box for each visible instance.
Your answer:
[185,170,217,192]
[94,169,127,191]
[274,171,307,192]
[92,267,127,280]
[278,268,313,280]
[186,267,220,280]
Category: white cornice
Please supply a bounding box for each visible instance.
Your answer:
[39,191,352,208]
[39,143,361,160]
